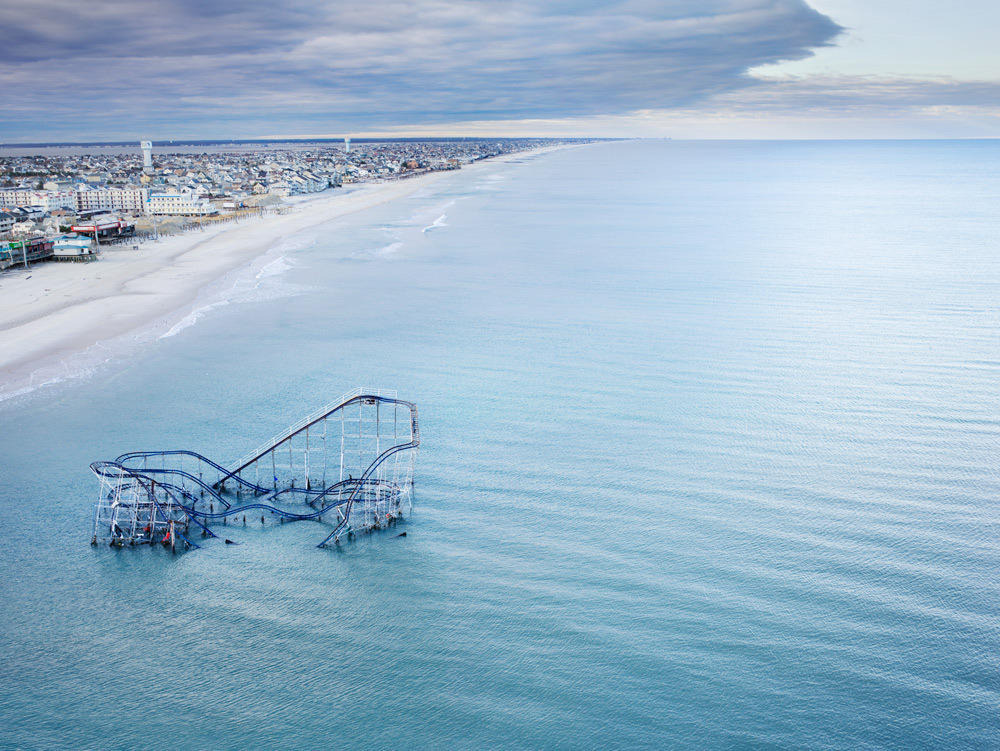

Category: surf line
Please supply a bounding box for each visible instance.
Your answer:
[422,215,447,233]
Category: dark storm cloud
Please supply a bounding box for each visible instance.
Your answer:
[0,0,842,137]
[0,0,317,61]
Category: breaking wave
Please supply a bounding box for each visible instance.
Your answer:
[422,215,448,233]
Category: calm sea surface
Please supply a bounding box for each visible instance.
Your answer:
[1,140,998,749]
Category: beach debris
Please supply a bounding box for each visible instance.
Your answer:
[89,388,420,551]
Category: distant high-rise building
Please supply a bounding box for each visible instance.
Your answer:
[141,141,153,174]
[344,137,351,154]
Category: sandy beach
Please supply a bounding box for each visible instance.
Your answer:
[0,169,456,396]
[0,145,578,399]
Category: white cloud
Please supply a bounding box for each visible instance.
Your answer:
[0,0,841,139]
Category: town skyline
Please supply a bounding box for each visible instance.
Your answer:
[0,137,597,256]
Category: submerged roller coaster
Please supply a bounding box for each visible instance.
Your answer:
[90,388,419,550]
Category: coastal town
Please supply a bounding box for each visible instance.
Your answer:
[0,137,594,271]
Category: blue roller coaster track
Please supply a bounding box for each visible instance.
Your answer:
[90,389,419,550]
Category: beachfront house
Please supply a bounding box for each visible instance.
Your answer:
[52,234,99,261]
[267,181,292,197]
[146,193,218,216]
[11,220,38,236]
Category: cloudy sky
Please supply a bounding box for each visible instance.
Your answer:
[1,0,996,141]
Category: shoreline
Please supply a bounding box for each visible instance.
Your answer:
[0,170,454,398]
[0,145,574,400]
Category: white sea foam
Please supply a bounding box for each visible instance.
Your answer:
[256,254,295,280]
[0,346,117,407]
[474,171,513,191]
[0,242,313,407]
[422,215,448,233]
[0,383,42,404]
[159,253,307,340]
[159,298,233,339]
[372,242,403,256]
[270,234,319,256]
[352,241,404,258]
[410,198,459,225]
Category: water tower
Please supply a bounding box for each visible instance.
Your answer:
[344,137,351,154]
[141,141,153,174]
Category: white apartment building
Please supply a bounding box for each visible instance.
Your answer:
[11,221,38,236]
[291,173,326,192]
[0,189,76,211]
[146,193,217,216]
[0,212,14,235]
[75,187,112,213]
[0,187,150,215]
[0,189,36,208]
[75,186,150,215]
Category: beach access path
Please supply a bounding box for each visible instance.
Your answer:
[0,170,455,393]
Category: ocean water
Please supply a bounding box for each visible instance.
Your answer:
[1,140,999,749]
